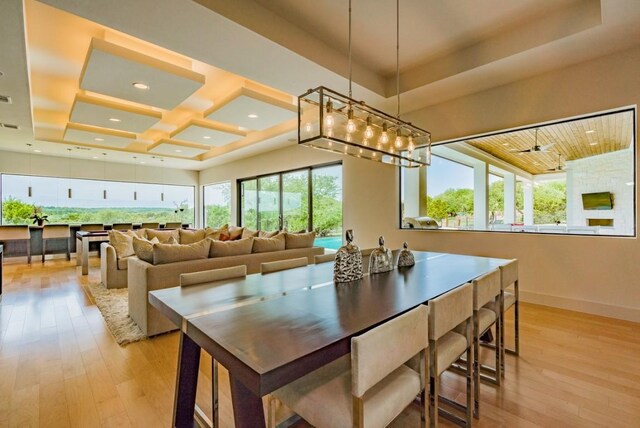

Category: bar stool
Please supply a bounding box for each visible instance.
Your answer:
[261,257,308,274]
[179,265,247,428]
[141,222,159,229]
[112,223,133,231]
[314,253,336,264]
[0,225,31,264]
[42,224,71,263]
[165,222,182,229]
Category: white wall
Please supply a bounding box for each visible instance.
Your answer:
[566,149,634,235]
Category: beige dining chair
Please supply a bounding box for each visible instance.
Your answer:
[179,265,247,428]
[80,224,104,231]
[112,223,133,231]
[314,253,336,264]
[427,283,473,428]
[141,222,160,229]
[261,257,308,274]
[165,222,182,229]
[270,305,429,428]
[0,225,31,264]
[454,269,501,418]
[42,224,71,263]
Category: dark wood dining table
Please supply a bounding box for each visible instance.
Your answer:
[148,251,510,428]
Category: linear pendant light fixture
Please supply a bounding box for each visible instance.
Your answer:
[298,0,431,168]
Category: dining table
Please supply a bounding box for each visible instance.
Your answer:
[148,250,511,428]
[75,230,110,275]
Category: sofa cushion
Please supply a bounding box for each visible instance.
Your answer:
[228,226,244,241]
[252,233,285,253]
[242,228,259,238]
[153,239,211,265]
[132,236,160,263]
[258,230,280,238]
[179,228,206,244]
[285,231,316,249]
[108,230,135,259]
[146,229,180,243]
[117,257,132,270]
[209,237,254,258]
[205,224,230,241]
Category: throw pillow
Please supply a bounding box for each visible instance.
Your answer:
[130,229,147,239]
[132,236,160,263]
[146,228,180,243]
[228,226,244,241]
[285,231,316,249]
[258,230,279,238]
[205,224,229,240]
[152,239,211,265]
[242,228,259,239]
[179,228,206,244]
[209,237,254,258]
[108,230,134,259]
[166,236,178,245]
[252,233,285,253]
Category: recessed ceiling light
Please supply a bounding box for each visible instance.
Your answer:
[626,182,634,186]
[203,136,211,139]
[34,149,41,153]
[132,82,150,90]
[590,142,598,146]
[95,138,104,142]
[586,130,595,134]
[175,149,182,153]
[238,126,248,131]
[247,114,258,119]
[140,161,146,164]
[109,118,121,122]
[92,156,98,159]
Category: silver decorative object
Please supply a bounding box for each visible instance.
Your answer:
[369,236,394,274]
[397,242,415,267]
[333,229,364,283]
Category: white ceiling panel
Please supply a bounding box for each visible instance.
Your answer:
[80,39,205,110]
[64,126,135,149]
[70,99,160,133]
[148,140,209,158]
[173,124,243,147]
[207,95,295,130]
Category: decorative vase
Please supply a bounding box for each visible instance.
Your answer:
[333,229,364,283]
[369,236,394,274]
[397,241,415,267]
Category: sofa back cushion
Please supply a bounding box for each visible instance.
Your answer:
[252,233,285,253]
[285,231,316,249]
[205,224,229,241]
[179,228,206,244]
[228,226,245,241]
[242,228,259,238]
[146,228,180,243]
[132,236,160,263]
[209,237,254,258]
[108,230,135,259]
[258,230,280,238]
[153,239,211,265]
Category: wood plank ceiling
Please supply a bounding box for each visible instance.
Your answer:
[466,110,634,175]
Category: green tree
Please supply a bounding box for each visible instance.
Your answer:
[2,198,34,224]
[533,181,566,224]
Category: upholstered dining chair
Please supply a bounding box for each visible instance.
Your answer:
[0,225,32,264]
[80,224,104,231]
[111,223,132,231]
[270,305,429,428]
[179,265,247,428]
[42,224,71,263]
[454,269,501,418]
[261,257,308,274]
[314,253,336,264]
[164,222,182,229]
[141,222,160,229]
[427,283,473,427]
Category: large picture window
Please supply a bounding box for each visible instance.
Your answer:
[238,163,343,249]
[203,182,231,228]
[1,174,195,225]
[401,108,635,236]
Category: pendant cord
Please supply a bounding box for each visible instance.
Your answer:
[396,0,400,118]
[348,0,352,98]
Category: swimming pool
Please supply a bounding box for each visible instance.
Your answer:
[313,236,343,250]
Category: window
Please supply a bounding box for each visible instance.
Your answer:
[425,155,474,229]
[203,182,231,228]
[0,174,195,225]
[488,173,504,225]
[238,163,343,249]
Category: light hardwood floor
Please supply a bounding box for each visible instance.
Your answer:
[1,258,639,427]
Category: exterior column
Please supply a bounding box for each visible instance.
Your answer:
[504,173,516,224]
[403,167,428,218]
[565,168,575,226]
[524,183,534,225]
[474,162,488,230]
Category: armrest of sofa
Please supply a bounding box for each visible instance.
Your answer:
[127,257,153,334]
[100,242,117,284]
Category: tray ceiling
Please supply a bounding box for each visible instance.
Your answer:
[207,92,297,131]
[64,124,136,149]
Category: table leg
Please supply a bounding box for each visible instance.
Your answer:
[230,374,265,428]
[173,332,201,428]
[81,237,89,275]
[76,238,81,266]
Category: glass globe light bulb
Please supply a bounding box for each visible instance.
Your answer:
[324,100,334,129]
[304,122,312,133]
[364,116,374,139]
[394,134,403,148]
[346,108,356,134]
[379,123,389,145]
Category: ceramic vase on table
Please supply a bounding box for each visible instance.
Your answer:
[333,229,364,283]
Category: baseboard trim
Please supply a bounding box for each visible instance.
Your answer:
[520,291,640,323]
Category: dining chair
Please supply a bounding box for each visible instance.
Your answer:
[454,269,501,418]
[314,253,336,264]
[427,283,473,427]
[42,224,71,263]
[141,222,160,229]
[80,224,104,231]
[484,259,519,376]
[165,222,182,229]
[0,225,31,264]
[178,265,247,428]
[112,223,133,231]
[270,305,429,428]
[261,257,308,274]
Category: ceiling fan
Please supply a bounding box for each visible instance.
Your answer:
[511,128,555,153]
[545,153,566,172]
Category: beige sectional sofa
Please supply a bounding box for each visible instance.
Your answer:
[128,246,324,336]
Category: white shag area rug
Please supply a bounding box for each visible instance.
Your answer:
[87,282,146,346]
